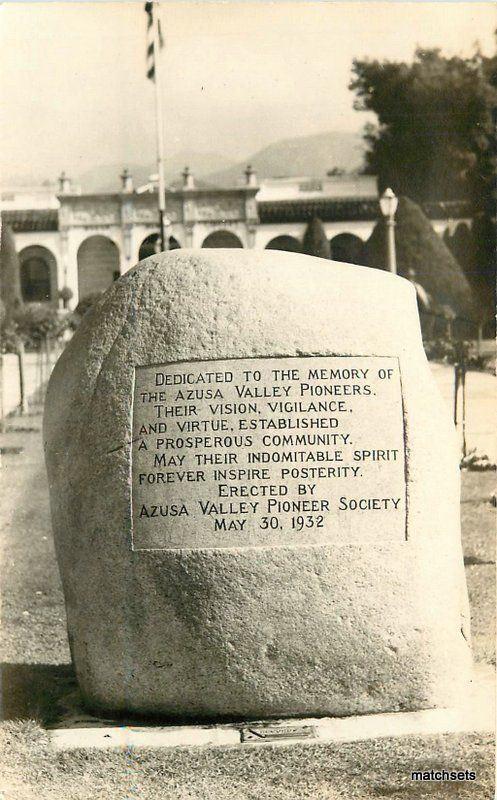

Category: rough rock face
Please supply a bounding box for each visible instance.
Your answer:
[44,249,471,720]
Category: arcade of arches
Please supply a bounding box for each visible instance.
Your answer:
[329,233,365,264]
[7,176,474,309]
[138,233,181,261]
[265,235,301,252]
[202,231,243,248]
[19,245,58,304]
[265,232,366,263]
[77,236,120,300]
[17,229,370,308]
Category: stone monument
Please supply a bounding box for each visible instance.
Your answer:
[44,249,471,720]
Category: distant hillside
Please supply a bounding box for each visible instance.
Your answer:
[3,131,366,193]
[77,151,236,193]
[207,131,365,186]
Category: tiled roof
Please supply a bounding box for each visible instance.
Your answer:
[1,209,59,232]
[258,197,380,223]
[258,197,473,224]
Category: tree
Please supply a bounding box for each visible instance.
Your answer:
[351,44,496,334]
[302,217,330,259]
[350,46,497,204]
[0,224,22,321]
[13,303,69,348]
[444,219,495,334]
[364,196,479,333]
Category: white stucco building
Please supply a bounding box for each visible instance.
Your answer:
[2,168,472,308]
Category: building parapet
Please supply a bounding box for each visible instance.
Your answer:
[2,193,474,234]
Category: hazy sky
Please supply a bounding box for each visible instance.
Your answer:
[1,1,495,183]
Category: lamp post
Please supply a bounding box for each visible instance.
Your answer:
[379,187,398,274]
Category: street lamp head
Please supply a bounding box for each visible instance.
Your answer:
[379,187,398,219]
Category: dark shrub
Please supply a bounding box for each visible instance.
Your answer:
[364,196,478,334]
[302,217,330,259]
[13,303,69,348]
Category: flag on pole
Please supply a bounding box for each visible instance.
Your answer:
[144,0,167,250]
[145,1,164,81]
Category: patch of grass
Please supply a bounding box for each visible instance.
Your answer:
[0,723,494,800]
[460,472,496,665]
[0,413,70,665]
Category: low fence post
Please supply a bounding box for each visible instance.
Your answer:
[17,340,29,415]
[461,351,467,458]
[0,353,4,433]
[453,360,460,427]
[453,341,468,460]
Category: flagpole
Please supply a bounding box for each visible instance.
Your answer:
[152,2,167,251]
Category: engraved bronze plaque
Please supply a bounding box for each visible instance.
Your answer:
[131,356,406,550]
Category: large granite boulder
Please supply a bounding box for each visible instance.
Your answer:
[44,249,471,719]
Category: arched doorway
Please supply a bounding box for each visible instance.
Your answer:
[138,233,181,261]
[329,233,365,265]
[265,235,301,253]
[19,245,57,303]
[77,236,120,300]
[202,230,243,248]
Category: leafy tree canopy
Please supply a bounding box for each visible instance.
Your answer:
[350,45,497,208]
[16,302,67,342]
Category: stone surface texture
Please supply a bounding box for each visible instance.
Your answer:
[44,249,471,720]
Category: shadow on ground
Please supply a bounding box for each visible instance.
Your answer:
[1,663,76,723]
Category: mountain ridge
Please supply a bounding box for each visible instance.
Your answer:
[206,130,365,186]
[3,130,366,192]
